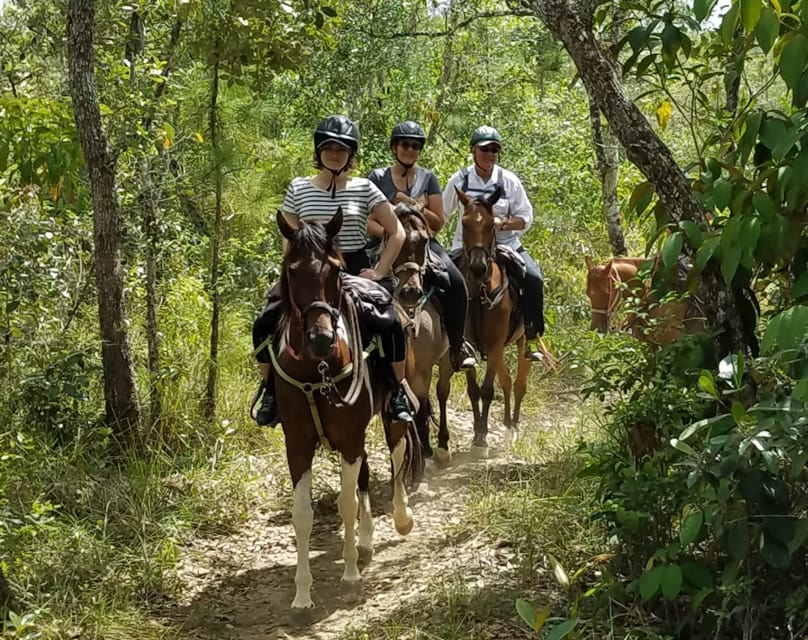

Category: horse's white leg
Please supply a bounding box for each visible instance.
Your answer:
[357,489,374,561]
[338,456,362,584]
[291,470,314,609]
[390,438,414,535]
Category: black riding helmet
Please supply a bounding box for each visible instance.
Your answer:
[314,115,359,197]
[314,115,360,155]
[390,120,426,148]
[390,120,426,184]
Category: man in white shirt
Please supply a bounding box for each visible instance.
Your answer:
[442,126,545,360]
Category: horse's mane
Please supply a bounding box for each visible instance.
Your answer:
[279,221,344,313]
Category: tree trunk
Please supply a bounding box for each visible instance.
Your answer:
[205,53,222,420]
[531,0,749,357]
[67,0,141,442]
[0,566,15,620]
[589,95,627,255]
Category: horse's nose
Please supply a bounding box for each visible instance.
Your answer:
[307,328,335,359]
[470,261,486,278]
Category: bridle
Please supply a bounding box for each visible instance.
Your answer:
[284,262,343,360]
[462,203,507,309]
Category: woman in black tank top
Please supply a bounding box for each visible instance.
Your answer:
[368,121,477,372]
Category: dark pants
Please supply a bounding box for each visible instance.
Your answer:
[424,239,468,353]
[517,247,545,337]
[252,249,406,365]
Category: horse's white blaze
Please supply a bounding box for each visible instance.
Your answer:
[291,470,314,609]
[357,490,374,554]
[476,212,482,223]
[390,438,413,534]
[338,457,362,583]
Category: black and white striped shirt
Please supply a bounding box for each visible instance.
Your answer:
[283,176,387,252]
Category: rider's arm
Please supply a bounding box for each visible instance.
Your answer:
[367,211,386,239]
[370,200,405,275]
[506,173,534,237]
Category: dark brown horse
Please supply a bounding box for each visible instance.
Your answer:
[456,186,533,457]
[391,203,454,464]
[273,210,419,615]
[584,255,703,346]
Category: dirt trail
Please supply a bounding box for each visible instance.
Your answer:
[158,406,538,640]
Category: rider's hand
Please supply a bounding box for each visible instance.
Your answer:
[494,216,505,231]
[393,192,416,206]
[359,268,383,281]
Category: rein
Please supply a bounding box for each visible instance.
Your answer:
[268,286,375,451]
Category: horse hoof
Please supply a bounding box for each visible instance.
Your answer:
[394,509,414,535]
[358,545,374,564]
[340,577,363,596]
[290,606,313,627]
[505,427,519,445]
[470,444,489,460]
[433,447,451,467]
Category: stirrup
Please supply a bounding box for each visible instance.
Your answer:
[451,342,477,371]
[524,338,543,362]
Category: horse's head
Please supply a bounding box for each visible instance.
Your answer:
[585,256,612,333]
[392,202,430,308]
[278,209,345,360]
[457,185,502,280]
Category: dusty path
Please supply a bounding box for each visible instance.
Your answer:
[157,406,544,640]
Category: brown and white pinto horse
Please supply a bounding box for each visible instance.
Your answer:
[391,203,454,464]
[274,210,419,616]
[456,186,533,456]
[584,255,702,346]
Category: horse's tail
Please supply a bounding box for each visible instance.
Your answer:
[405,419,424,488]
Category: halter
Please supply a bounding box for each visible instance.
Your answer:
[589,262,623,332]
[285,264,343,360]
[463,216,507,309]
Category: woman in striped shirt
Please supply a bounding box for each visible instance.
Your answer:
[252,115,414,428]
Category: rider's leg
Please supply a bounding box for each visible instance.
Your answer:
[428,240,475,371]
[379,307,415,424]
[517,247,545,361]
[252,290,282,426]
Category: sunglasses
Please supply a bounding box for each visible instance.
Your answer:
[477,145,501,154]
[398,141,423,151]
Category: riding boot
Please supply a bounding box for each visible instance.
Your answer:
[255,378,279,427]
[450,340,477,372]
[387,383,414,424]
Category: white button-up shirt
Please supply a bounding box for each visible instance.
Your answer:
[442,164,534,251]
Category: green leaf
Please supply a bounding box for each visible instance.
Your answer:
[721,4,739,45]
[698,371,719,399]
[759,116,788,151]
[712,178,732,210]
[680,510,704,546]
[640,565,664,600]
[727,517,750,560]
[721,243,742,284]
[680,220,704,248]
[680,414,729,441]
[671,438,696,454]
[627,26,647,53]
[761,532,791,569]
[706,157,722,178]
[545,619,578,640]
[779,34,808,90]
[515,598,536,629]
[661,564,683,600]
[792,270,808,299]
[692,587,714,610]
[694,0,717,21]
[740,0,763,32]
[549,554,570,589]
[755,6,779,53]
[321,5,337,17]
[696,236,720,270]
[761,305,808,352]
[630,181,654,214]
[681,560,714,589]
[787,518,808,555]
[752,191,779,219]
[662,232,684,269]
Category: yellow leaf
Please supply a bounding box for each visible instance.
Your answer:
[656,99,672,130]
[195,132,204,143]
[50,182,60,201]
[534,604,551,632]
[770,0,781,15]
[163,135,171,150]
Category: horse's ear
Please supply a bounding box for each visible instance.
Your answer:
[585,256,595,271]
[455,185,470,206]
[277,211,295,240]
[325,207,343,240]
[486,185,503,207]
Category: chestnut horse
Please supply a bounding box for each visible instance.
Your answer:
[391,203,454,464]
[456,186,533,456]
[273,210,419,615]
[584,255,703,346]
